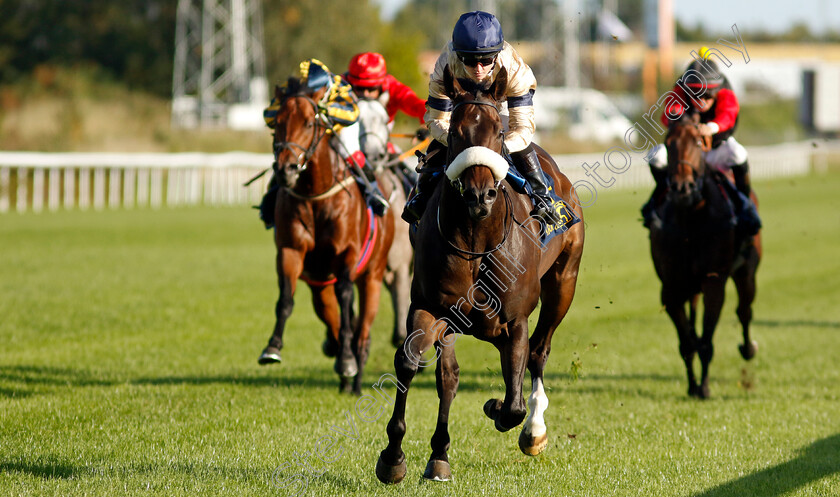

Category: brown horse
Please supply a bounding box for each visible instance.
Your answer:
[257,78,396,394]
[375,66,585,483]
[649,112,761,398]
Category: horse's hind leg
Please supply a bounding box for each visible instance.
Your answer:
[310,284,341,357]
[259,248,303,365]
[334,270,358,382]
[376,307,440,484]
[352,271,386,394]
[424,340,459,481]
[732,244,760,360]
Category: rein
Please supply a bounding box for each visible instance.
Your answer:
[437,185,514,258]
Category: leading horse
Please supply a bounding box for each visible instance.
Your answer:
[258,78,396,394]
[376,66,585,483]
[649,112,761,398]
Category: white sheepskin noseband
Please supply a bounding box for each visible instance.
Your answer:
[445,146,509,183]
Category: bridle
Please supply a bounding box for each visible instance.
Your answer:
[273,94,345,198]
[437,184,514,257]
[446,99,505,195]
[666,124,712,205]
[273,94,332,176]
[439,97,513,257]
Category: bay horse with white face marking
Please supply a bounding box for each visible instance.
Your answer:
[257,78,396,395]
[375,66,585,483]
[649,111,761,398]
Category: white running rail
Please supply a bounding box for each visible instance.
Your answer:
[0,141,831,213]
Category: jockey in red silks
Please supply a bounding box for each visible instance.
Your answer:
[643,48,759,233]
[344,52,427,133]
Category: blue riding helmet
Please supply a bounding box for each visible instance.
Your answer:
[452,11,504,55]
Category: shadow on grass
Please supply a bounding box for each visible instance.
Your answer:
[0,460,80,479]
[0,364,356,396]
[692,433,840,497]
[753,319,840,329]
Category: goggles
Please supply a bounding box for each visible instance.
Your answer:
[458,53,497,68]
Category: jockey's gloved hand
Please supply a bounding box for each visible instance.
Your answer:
[415,127,431,141]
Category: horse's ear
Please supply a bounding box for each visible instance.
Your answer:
[488,67,508,103]
[443,64,467,101]
[274,84,284,100]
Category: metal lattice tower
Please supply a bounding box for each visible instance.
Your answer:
[172,0,267,129]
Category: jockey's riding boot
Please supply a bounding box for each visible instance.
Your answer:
[348,150,389,216]
[731,160,752,197]
[401,170,439,224]
[513,146,561,225]
[731,160,761,236]
[259,168,279,229]
[401,140,446,224]
[641,164,668,229]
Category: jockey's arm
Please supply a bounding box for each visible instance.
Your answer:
[501,49,537,153]
[385,75,426,123]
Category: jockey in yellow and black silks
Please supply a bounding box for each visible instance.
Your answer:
[259,59,389,228]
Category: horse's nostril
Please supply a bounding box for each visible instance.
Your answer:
[486,189,497,200]
[464,191,479,204]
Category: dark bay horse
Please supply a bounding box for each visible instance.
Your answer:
[376,66,585,483]
[258,79,396,394]
[649,112,761,398]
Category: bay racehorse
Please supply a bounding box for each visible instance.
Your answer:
[649,112,761,398]
[376,66,585,483]
[258,78,396,394]
[358,99,412,347]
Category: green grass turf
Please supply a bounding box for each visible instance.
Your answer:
[1,171,839,496]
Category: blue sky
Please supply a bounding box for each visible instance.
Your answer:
[373,0,840,35]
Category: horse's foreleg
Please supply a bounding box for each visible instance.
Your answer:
[259,248,303,365]
[484,319,528,433]
[376,307,440,484]
[424,340,459,482]
[334,270,357,381]
[663,290,699,397]
[698,275,727,399]
[352,272,385,395]
[519,261,578,456]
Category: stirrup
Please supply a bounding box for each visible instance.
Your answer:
[530,196,561,225]
[367,194,389,216]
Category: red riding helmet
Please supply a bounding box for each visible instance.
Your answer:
[346,52,387,88]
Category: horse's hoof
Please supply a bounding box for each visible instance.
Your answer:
[483,399,514,432]
[334,356,358,378]
[322,339,338,358]
[739,340,758,360]
[689,383,710,399]
[376,454,406,484]
[518,430,548,456]
[423,459,452,482]
[258,347,282,365]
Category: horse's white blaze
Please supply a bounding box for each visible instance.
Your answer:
[446,146,509,182]
[523,377,548,437]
